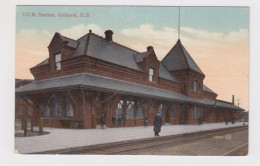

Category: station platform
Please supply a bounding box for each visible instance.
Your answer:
[15,122,247,154]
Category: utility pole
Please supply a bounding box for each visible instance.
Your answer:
[236,99,241,107]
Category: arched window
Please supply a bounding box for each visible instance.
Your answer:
[191,105,199,118]
[43,103,50,117]
[136,103,144,119]
[171,105,176,118]
[126,101,135,119]
[52,95,62,117]
[65,98,73,117]
[181,105,187,117]
[116,100,123,119]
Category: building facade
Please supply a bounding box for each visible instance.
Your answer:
[15,30,243,129]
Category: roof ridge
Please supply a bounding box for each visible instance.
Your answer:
[90,32,140,53]
[179,41,190,70]
[180,43,204,75]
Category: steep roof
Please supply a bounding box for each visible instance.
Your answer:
[162,39,204,75]
[203,85,217,94]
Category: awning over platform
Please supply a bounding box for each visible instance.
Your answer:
[15,73,243,111]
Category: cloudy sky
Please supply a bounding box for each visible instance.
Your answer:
[16,6,249,110]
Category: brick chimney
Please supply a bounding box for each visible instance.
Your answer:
[104,30,113,41]
[147,46,153,51]
[232,95,235,104]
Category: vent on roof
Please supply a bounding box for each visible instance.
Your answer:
[104,30,113,41]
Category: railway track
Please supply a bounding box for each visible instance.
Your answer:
[35,125,247,155]
[221,143,248,156]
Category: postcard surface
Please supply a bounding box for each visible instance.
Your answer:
[15,6,249,155]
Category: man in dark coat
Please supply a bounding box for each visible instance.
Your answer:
[112,116,116,128]
[100,114,105,129]
[153,112,162,136]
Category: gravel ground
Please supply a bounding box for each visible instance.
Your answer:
[128,129,248,155]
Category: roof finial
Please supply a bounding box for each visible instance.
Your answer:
[178,6,181,40]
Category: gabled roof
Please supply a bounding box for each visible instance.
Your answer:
[133,52,146,63]
[162,39,204,75]
[203,85,217,94]
[63,36,79,48]
[159,62,178,82]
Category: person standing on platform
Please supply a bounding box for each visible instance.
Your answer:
[225,117,228,125]
[112,116,116,128]
[100,113,105,129]
[198,116,203,125]
[153,111,162,136]
[117,115,121,127]
[144,116,148,127]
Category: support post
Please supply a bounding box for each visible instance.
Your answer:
[39,118,43,135]
[23,119,27,137]
[31,118,33,132]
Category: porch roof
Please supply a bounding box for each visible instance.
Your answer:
[15,73,243,111]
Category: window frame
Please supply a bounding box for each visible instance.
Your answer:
[191,105,199,118]
[54,53,61,70]
[18,106,22,115]
[149,68,155,82]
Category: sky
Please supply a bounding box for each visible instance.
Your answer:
[15,6,249,110]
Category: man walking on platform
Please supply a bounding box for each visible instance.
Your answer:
[153,111,162,136]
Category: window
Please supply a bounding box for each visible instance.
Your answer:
[43,104,50,117]
[126,101,135,119]
[136,103,144,119]
[192,81,199,92]
[65,98,73,117]
[52,96,62,117]
[18,107,22,115]
[191,105,199,118]
[54,53,61,70]
[28,106,32,115]
[149,68,155,82]
[158,104,163,116]
[181,105,187,117]
[116,100,123,119]
[171,105,176,118]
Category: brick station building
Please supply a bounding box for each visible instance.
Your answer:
[15,29,243,129]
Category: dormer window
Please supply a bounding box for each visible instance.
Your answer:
[192,81,199,92]
[54,53,61,70]
[149,68,155,82]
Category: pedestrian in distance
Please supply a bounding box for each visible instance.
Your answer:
[198,116,203,125]
[225,117,228,125]
[100,113,105,129]
[144,116,148,127]
[112,116,116,128]
[153,111,162,136]
[117,115,121,127]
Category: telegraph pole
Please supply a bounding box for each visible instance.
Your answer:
[236,99,241,107]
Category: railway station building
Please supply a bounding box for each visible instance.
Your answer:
[15,30,243,129]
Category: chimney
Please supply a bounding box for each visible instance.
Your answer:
[104,30,113,41]
[232,95,235,104]
[147,46,153,51]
